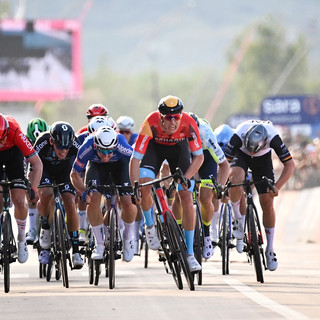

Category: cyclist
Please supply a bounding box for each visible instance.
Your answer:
[76,115,117,244]
[70,126,138,262]
[188,114,230,259]
[129,95,204,272]
[35,121,84,269]
[0,114,43,263]
[25,118,49,244]
[224,119,295,271]
[116,116,138,146]
[77,103,109,135]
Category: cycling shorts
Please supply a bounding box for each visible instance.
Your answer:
[140,139,191,179]
[198,149,218,180]
[85,158,133,197]
[230,150,274,194]
[0,146,27,189]
[39,157,76,195]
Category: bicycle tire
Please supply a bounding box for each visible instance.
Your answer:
[144,240,149,269]
[248,204,264,283]
[56,209,69,288]
[46,254,54,282]
[166,212,195,291]
[221,204,230,275]
[108,207,116,289]
[94,260,100,286]
[193,202,202,285]
[87,255,93,284]
[2,212,11,293]
[157,214,183,290]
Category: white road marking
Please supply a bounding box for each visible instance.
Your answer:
[223,277,310,320]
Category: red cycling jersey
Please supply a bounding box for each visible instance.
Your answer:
[0,115,36,158]
[134,111,202,156]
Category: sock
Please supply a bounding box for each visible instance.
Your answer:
[123,221,134,240]
[78,210,88,230]
[202,219,211,237]
[142,208,154,227]
[16,218,27,242]
[133,219,142,240]
[69,230,79,253]
[231,200,242,220]
[92,224,104,245]
[184,229,195,255]
[265,227,275,251]
[28,208,38,230]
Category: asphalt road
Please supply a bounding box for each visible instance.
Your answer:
[1,189,319,320]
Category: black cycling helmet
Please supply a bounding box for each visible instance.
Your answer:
[50,121,75,149]
[244,124,268,153]
[187,112,199,126]
[158,95,183,115]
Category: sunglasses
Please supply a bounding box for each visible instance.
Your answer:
[119,130,131,135]
[97,148,115,155]
[162,114,182,121]
[55,144,71,150]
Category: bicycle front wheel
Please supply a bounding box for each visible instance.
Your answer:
[221,203,230,275]
[108,208,116,289]
[248,204,264,283]
[56,209,69,288]
[193,202,203,285]
[157,214,183,290]
[2,212,11,293]
[166,212,195,291]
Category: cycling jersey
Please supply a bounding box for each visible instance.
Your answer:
[133,111,202,160]
[34,132,81,165]
[72,133,132,174]
[198,118,226,164]
[224,119,292,163]
[0,115,36,158]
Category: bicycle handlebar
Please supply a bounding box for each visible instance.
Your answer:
[133,167,186,202]
[224,176,275,194]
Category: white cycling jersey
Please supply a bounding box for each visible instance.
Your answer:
[198,118,226,164]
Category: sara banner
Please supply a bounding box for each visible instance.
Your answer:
[260,95,320,125]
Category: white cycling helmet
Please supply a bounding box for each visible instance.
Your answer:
[88,116,116,134]
[116,116,135,131]
[94,126,118,149]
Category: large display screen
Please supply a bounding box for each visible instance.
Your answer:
[0,19,82,101]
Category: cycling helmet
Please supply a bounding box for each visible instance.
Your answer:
[50,121,75,149]
[158,95,183,115]
[26,118,49,143]
[0,114,9,140]
[116,116,135,131]
[214,124,234,151]
[187,112,199,127]
[86,104,109,119]
[244,124,268,153]
[88,116,116,134]
[94,126,118,149]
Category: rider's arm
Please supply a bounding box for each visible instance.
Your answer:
[70,169,85,194]
[27,153,43,191]
[184,153,204,180]
[129,156,140,186]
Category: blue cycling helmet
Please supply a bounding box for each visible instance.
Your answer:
[214,124,234,151]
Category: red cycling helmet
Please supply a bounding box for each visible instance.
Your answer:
[86,104,109,119]
[0,114,9,140]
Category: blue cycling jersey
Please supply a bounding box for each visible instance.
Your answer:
[72,133,133,173]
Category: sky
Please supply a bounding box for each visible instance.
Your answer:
[10,0,320,75]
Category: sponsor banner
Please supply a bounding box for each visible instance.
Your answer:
[260,95,320,125]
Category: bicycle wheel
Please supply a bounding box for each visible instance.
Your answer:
[157,214,183,290]
[108,207,116,289]
[2,212,11,293]
[46,254,54,282]
[56,209,69,288]
[94,260,100,286]
[247,204,264,283]
[221,204,230,275]
[166,212,195,291]
[193,202,202,285]
[88,256,94,284]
